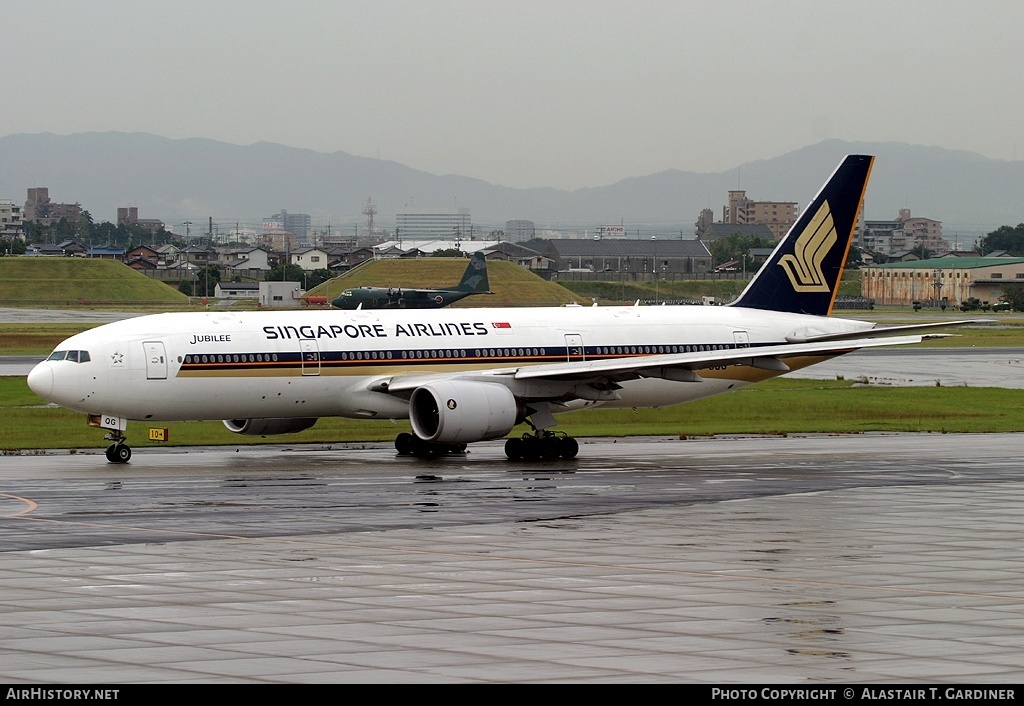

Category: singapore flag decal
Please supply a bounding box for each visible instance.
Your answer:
[491,322,514,335]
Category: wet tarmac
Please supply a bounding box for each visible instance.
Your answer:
[0,307,147,324]
[1,434,1023,683]
[4,307,1024,682]
[785,347,1024,388]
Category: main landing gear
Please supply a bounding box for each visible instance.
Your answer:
[103,430,132,464]
[504,431,579,461]
[394,432,467,459]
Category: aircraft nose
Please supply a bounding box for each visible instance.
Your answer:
[27,362,53,398]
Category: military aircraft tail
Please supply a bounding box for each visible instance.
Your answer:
[730,154,874,317]
[456,251,490,294]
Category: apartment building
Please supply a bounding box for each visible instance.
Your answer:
[0,199,23,239]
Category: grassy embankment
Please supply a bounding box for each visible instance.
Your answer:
[0,257,190,306]
[306,257,589,307]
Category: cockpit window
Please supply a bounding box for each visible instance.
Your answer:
[46,350,91,363]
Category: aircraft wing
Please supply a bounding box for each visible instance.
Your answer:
[379,334,929,396]
[785,319,993,344]
[508,334,928,381]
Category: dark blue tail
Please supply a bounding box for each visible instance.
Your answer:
[730,154,874,316]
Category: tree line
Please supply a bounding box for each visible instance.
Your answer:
[976,224,1024,256]
[2,212,178,257]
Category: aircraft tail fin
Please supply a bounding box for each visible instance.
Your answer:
[456,251,490,293]
[730,154,874,316]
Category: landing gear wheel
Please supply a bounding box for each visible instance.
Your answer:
[400,433,467,458]
[410,437,439,458]
[395,432,414,456]
[504,437,523,460]
[540,436,562,460]
[558,436,579,459]
[504,431,579,461]
[517,437,538,461]
[105,443,131,464]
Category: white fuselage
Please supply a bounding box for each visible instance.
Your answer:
[28,304,872,423]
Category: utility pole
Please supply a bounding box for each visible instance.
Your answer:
[652,236,658,303]
[205,217,213,300]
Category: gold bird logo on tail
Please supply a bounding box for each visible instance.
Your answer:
[777,200,836,292]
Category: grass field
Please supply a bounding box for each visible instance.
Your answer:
[3,375,1022,453]
[0,324,103,355]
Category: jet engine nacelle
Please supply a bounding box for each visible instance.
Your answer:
[409,381,520,444]
[223,417,318,436]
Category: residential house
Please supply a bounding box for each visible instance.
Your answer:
[480,242,552,273]
[180,246,214,268]
[289,247,329,271]
[156,244,180,266]
[87,246,125,261]
[219,246,272,278]
[126,245,160,266]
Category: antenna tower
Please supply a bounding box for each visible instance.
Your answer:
[362,198,378,235]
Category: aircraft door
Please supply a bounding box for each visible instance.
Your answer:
[143,341,168,380]
[300,339,320,376]
[564,334,585,362]
[733,331,750,348]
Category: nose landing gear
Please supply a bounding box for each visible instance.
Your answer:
[103,430,132,464]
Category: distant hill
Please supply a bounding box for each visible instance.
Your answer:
[0,258,188,306]
[308,257,586,308]
[2,132,1022,238]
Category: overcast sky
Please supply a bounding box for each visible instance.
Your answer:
[5,0,1022,190]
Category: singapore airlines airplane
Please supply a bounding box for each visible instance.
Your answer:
[27,155,975,463]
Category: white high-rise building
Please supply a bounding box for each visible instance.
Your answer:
[396,207,472,241]
[505,219,535,243]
